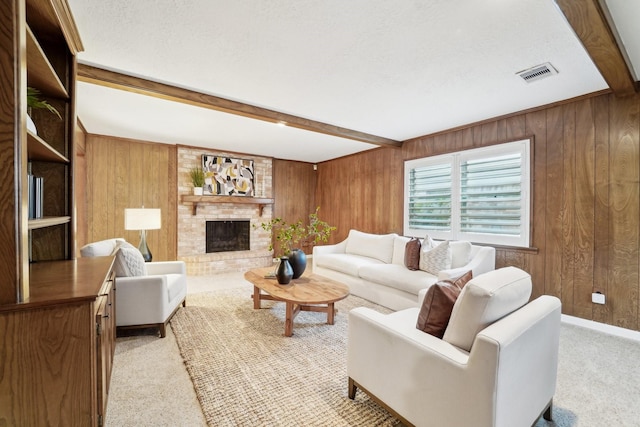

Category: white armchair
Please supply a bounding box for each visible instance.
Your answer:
[347,267,561,427]
[80,238,187,338]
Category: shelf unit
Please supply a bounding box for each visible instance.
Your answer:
[23,0,80,272]
[0,1,115,426]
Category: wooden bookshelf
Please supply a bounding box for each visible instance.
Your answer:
[26,24,68,98]
[0,1,113,425]
[27,130,70,162]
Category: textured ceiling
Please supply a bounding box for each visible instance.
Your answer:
[67,0,634,163]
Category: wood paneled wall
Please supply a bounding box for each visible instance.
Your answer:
[315,147,404,241]
[85,135,177,261]
[77,92,640,330]
[273,159,317,254]
[316,92,640,331]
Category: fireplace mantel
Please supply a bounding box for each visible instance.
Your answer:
[181,195,274,216]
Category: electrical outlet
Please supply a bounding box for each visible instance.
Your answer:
[592,292,605,305]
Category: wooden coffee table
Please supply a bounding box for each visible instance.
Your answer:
[244,267,350,337]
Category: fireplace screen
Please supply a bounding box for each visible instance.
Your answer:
[206,220,250,253]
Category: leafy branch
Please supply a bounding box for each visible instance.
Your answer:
[27,87,62,119]
[254,207,336,256]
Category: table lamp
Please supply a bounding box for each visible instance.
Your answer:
[124,208,161,262]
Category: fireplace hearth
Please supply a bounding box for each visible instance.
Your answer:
[206,220,250,253]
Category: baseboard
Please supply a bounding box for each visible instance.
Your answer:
[561,314,640,342]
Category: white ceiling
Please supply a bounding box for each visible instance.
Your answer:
[604,0,640,81]
[67,0,638,163]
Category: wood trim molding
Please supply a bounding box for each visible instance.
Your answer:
[77,64,402,148]
[556,0,636,97]
[51,0,84,53]
[403,89,611,144]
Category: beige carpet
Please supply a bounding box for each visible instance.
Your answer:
[105,272,640,427]
[104,325,207,426]
[170,289,401,427]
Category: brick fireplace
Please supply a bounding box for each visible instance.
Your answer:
[177,146,274,275]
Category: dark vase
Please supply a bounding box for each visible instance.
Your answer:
[287,248,307,279]
[276,256,293,285]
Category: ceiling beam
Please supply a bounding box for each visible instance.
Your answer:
[556,0,636,97]
[77,64,402,148]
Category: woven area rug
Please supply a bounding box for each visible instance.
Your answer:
[171,288,401,427]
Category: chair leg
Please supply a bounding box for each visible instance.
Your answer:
[159,323,167,338]
[543,399,553,421]
[182,299,186,307]
[348,377,357,399]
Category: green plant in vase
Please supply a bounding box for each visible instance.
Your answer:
[189,167,205,195]
[255,207,336,279]
[26,87,62,135]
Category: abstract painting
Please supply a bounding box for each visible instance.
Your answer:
[202,155,254,196]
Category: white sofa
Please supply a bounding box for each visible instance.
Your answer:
[348,267,562,427]
[312,230,496,311]
[80,238,187,338]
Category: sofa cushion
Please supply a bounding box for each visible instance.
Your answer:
[315,253,385,276]
[358,264,438,295]
[404,238,422,271]
[80,238,125,257]
[419,240,452,275]
[416,270,473,338]
[345,230,397,264]
[450,241,472,269]
[113,241,147,277]
[443,266,532,351]
[392,236,411,265]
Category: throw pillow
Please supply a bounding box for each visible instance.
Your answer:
[80,238,125,257]
[404,237,422,270]
[112,241,147,277]
[344,229,398,263]
[419,240,452,275]
[416,270,473,337]
[423,235,436,250]
[392,236,411,265]
[449,269,473,288]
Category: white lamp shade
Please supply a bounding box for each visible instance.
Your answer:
[124,208,161,230]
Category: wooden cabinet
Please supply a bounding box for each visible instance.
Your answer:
[0,256,116,426]
[96,269,117,423]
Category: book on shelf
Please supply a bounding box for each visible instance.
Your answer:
[27,171,44,220]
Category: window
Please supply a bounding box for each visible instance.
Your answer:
[404,139,531,247]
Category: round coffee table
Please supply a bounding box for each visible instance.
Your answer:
[244,267,350,337]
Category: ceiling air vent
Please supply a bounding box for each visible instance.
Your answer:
[516,62,558,83]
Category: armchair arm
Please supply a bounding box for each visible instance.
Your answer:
[115,275,170,326]
[145,260,186,275]
[472,295,561,427]
[312,238,348,270]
